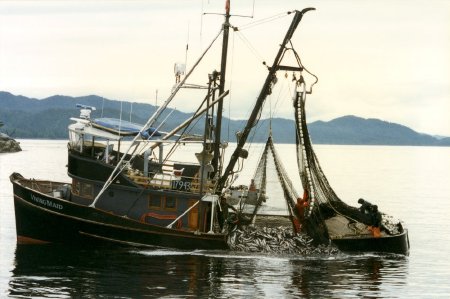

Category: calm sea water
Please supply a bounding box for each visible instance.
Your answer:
[1,139,450,298]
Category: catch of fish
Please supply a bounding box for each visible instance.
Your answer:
[381,214,404,235]
[227,225,339,255]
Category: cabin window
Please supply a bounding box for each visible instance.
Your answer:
[80,183,93,199]
[149,196,161,209]
[164,197,177,211]
[72,179,80,195]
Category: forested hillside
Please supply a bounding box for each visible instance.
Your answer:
[1,91,449,146]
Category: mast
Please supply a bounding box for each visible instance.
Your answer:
[89,28,223,208]
[217,8,315,192]
[212,0,231,177]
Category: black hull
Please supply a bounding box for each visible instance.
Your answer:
[11,177,228,250]
[11,174,409,255]
[331,231,409,255]
[254,214,409,255]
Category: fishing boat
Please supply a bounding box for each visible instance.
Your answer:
[10,3,409,255]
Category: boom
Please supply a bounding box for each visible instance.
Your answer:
[217,8,315,191]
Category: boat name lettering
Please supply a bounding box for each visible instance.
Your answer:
[30,194,63,210]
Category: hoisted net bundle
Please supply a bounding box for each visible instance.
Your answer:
[294,90,363,244]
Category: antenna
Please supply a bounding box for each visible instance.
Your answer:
[203,0,254,19]
[185,21,190,70]
[101,97,105,118]
[251,0,255,18]
[130,102,133,122]
[76,104,96,119]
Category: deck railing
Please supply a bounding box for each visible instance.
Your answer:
[127,170,215,194]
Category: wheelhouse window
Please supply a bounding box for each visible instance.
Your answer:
[72,180,93,199]
[72,179,80,195]
[164,197,177,211]
[80,183,93,199]
[149,196,161,209]
[69,130,83,152]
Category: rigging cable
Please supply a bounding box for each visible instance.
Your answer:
[226,26,237,143]
[134,27,225,162]
[162,87,215,163]
[251,0,255,18]
[199,0,204,49]
[289,40,318,91]
[242,45,293,144]
[269,88,272,132]
[130,102,133,122]
[134,109,176,158]
[238,11,292,31]
[234,30,266,68]
[118,101,123,139]
[226,13,299,149]
[101,97,105,118]
[277,77,296,123]
[185,21,190,71]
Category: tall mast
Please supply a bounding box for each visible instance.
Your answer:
[217,8,315,192]
[212,0,231,177]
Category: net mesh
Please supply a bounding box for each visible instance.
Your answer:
[245,133,301,231]
[248,89,366,245]
[294,90,366,244]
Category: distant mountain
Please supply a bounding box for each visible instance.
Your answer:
[308,115,450,146]
[1,91,449,146]
[0,91,188,139]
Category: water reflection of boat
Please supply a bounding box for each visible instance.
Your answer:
[9,244,409,298]
[10,2,409,255]
[10,245,223,298]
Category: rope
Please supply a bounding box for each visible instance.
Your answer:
[227,29,236,142]
[238,11,292,31]
[163,89,213,163]
[234,30,267,67]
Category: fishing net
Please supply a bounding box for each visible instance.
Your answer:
[245,88,367,246]
[246,140,269,220]
[294,89,367,244]
[244,134,300,227]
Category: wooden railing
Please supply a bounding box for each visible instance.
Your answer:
[127,171,216,194]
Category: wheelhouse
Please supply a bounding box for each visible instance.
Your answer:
[66,107,221,234]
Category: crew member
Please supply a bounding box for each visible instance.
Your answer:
[358,198,371,214]
[358,198,374,225]
[293,196,309,232]
[371,205,382,238]
[249,179,256,191]
[358,198,382,237]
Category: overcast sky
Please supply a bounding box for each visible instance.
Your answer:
[1,0,449,136]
